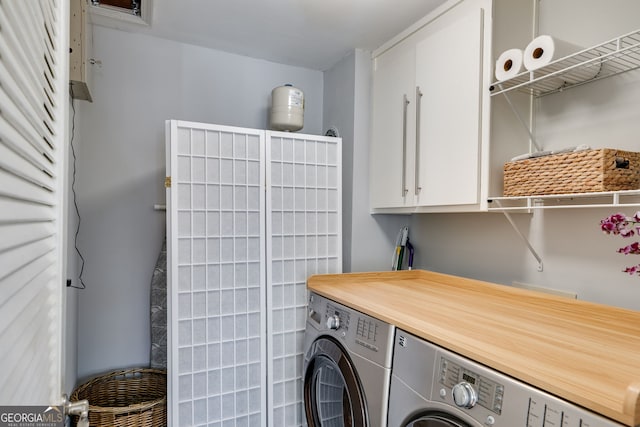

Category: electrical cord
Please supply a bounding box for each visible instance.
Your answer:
[68,85,86,289]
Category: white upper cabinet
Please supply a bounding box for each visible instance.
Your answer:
[415,8,484,207]
[370,35,416,209]
[370,0,493,212]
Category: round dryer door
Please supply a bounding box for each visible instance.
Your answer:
[405,413,471,427]
[304,337,367,427]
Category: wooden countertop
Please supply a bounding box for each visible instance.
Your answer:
[307,270,640,427]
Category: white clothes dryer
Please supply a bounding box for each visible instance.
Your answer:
[388,329,626,427]
[303,292,395,427]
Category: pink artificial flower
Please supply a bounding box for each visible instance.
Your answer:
[601,213,631,235]
[601,212,640,277]
[623,265,640,275]
[621,227,636,238]
[601,219,616,233]
[618,242,640,255]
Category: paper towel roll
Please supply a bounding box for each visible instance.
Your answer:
[524,35,602,84]
[523,35,582,71]
[495,48,525,81]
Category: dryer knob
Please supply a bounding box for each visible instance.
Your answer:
[326,314,340,330]
[452,382,477,409]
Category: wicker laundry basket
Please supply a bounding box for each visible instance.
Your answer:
[70,368,166,427]
[503,148,640,196]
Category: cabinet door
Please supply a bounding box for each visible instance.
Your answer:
[415,6,485,206]
[370,39,416,209]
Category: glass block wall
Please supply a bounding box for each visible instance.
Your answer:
[169,122,266,427]
[267,132,342,426]
[168,122,342,427]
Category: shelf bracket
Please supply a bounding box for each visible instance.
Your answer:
[494,200,543,272]
[497,84,542,153]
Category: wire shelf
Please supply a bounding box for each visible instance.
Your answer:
[490,28,640,97]
[488,189,640,211]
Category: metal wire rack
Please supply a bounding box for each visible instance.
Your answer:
[490,28,640,97]
[488,189,640,212]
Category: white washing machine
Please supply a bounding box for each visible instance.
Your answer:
[303,292,395,427]
[388,330,625,427]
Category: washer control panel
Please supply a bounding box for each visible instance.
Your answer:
[440,357,504,414]
[433,347,625,427]
[391,330,626,427]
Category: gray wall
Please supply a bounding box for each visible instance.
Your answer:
[75,25,324,380]
[65,100,80,395]
[406,0,640,310]
[323,50,406,273]
[323,52,356,270]
[350,50,407,272]
[75,0,640,383]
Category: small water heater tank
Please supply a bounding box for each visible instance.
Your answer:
[270,84,304,131]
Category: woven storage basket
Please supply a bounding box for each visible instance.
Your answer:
[70,368,166,427]
[503,148,640,196]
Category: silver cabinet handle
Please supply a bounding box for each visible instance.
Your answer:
[402,94,410,197]
[415,86,423,195]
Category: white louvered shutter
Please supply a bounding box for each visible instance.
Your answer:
[0,0,69,404]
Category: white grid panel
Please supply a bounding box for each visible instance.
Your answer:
[168,121,266,427]
[266,132,343,427]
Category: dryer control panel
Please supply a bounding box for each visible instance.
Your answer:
[325,302,383,354]
[325,303,351,332]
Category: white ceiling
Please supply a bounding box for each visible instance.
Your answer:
[91,0,447,70]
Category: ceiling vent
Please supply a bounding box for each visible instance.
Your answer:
[89,0,151,26]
